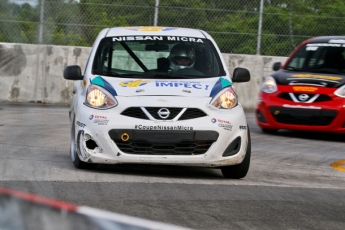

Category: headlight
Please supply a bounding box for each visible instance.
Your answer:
[335,84,345,98]
[261,76,277,93]
[84,85,118,109]
[210,87,238,109]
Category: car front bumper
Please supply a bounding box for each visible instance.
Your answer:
[73,96,249,167]
[256,89,345,133]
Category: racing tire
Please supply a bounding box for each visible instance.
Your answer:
[70,117,98,170]
[221,127,251,179]
[262,128,278,134]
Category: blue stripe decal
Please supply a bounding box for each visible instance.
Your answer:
[91,76,104,87]
[91,76,117,96]
[102,78,117,96]
[209,77,232,97]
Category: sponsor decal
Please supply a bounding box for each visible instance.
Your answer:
[218,124,232,131]
[93,119,109,125]
[89,115,107,119]
[211,118,232,130]
[76,121,86,128]
[329,39,345,44]
[283,104,321,109]
[135,124,193,130]
[122,26,177,32]
[112,36,203,43]
[306,43,343,47]
[306,46,318,51]
[212,118,231,124]
[290,74,342,82]
[155,80,208,90]
[239,125,247,130]
[89,115,109,125]
[119,80,148,87]
[292,86,318,92]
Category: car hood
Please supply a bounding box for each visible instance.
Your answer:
[90,76,232,97]
[272,70,345,88]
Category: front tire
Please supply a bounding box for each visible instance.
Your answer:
[221,127,251,179]
[70,117,97,169]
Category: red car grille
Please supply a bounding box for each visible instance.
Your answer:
[278,93,332,102]
[269,107,337,126]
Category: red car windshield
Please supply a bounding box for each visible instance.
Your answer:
[284,43,345,74]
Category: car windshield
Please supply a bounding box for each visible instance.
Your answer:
[284,42,345,74]
[92,36,225,78]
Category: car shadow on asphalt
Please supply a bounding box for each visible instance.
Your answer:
[91,163,226,180]
[256,129,345,142]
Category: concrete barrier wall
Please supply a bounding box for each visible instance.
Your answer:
[0,43,288,110]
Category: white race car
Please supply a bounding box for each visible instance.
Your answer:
[64,26,251,179]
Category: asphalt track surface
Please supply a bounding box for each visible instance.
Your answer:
[0,104,344,230]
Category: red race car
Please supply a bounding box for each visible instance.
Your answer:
[256,36,345,134]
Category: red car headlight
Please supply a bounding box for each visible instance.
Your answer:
[261,76,277,93]
[334,85,345,98]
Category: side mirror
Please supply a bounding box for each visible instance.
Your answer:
[232,67,250,83]
[272,62,281,71]
[64,65,83,80]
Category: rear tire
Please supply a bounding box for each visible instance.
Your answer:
[70,117,97,170]
[221,127,251,179]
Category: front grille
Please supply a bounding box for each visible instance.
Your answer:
[269,107,337,126]
[121,107,207,120]
[179,108,208,120]
[145,107,182,120]
[109,130,218,155]
[115,141,214,155]
[278,93,332,102]
[121,107,147,119]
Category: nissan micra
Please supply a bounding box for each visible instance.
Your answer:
[63,26,251,179]
[256,36,345,134]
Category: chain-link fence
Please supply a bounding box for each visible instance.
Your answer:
[1,0,345,56]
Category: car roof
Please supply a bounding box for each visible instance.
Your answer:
[105,26,208,38]
[307,36,345,43]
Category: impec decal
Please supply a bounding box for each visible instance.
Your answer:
[155,80,209,90]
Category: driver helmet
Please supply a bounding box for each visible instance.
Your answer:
[169,43,195,71]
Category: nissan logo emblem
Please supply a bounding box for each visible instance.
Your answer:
[157,108,170,119]
[298,94,309,101]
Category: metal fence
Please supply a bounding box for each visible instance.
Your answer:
[1,0,345,56]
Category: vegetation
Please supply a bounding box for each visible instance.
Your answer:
[0,0,345,56]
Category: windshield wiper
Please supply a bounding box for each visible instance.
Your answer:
[93,70,121,77]
[284,66,302,71]
[143,73,201,79]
